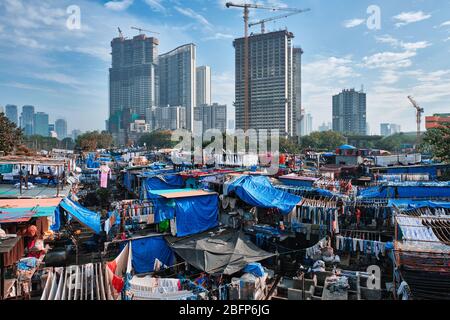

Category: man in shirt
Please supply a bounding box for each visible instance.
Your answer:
[47,166,56,187]
[19,166,29,189]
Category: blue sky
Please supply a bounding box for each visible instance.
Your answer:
[0,0,449,134]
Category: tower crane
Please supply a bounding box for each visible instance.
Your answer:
[117,27,124,39]
[249,8,311,34]
[226,2,305,131]
[131,26,160,36]
[407,95,424,146]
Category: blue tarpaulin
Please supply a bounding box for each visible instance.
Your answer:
[174,194,219,237]
[243,263,265,277]
[121,236,175,274]
[50,206,61,231]
[389,199,450,210]
[145,174,185,191]
[59,198,101,234]
[227,176,301,215]
[386,166,438,179]
[359,182,450,199]
[141,173,184,199]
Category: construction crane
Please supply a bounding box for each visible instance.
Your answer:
[131,26,160,35]
[249,8,311,34]
[117,27,124,39]
[408,95,424,146]
[226,2,304,131]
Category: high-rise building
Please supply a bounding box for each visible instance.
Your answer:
[234,30,296,136]
[196,66,211,107]
[293,47,303,137]
[194,103,227,133]
[391,124,401,134]
[109,34,159,144]
[72,129,82,141]
[5,105,18,126]
[21,105,35,136]
[332,88,367,135]
[380,123,401,136]
[151,106,186,131]
[318,122,332,132]
[426,113,450,130]
[55,119,67,140]
[159,44,196,131]
[34,112,49,137]
[299,109,313,136]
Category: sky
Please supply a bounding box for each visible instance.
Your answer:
[0,0,449,134]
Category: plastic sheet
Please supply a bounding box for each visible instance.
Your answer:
[227,175,301,215]
[120,236,175,274]
[174,194,219,237]
[59,198,101,234]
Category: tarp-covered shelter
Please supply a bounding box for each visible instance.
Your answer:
[226,175,301,215]
[389,199,450,210]
[120,236,175,274]
[58,197,101,234]
[358,182,450,199]
[166,228,275,275]
[146,189,219,237]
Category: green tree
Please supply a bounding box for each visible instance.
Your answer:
[280,137,301,154]
[138,130,175,150]
[23,135,75,151]
[0,112,23,154]
[76,131,113,151]
[421,122,450,163]
[299,131,346,151]
[374,133,418,152]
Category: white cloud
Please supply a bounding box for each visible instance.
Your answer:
[175,6,212,29]
[376,35,431,50]
[363,51,416,69]
[440,21,450,27]
[31,72,82,86]
[379,70,399,84]
[393,11,431,27]
[104,0,134,11]
[400,41,431,50]
[143,0,166,13]
[203,32,234,41]
[304,56,359,81]
[343,19,365,28]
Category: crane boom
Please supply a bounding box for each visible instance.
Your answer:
[226,2,299,12]
[131,26,160,35]
[249,8,311,33]
[408,96,424,147]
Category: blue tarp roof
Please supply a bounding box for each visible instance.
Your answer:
[338,145,357,150]
[359,182,450,199]
[120,236,175,274]
[389,199,450,210]
[227,175,301,215]
[59,197,101,234]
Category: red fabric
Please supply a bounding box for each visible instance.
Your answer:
[107,260,117,274]
[111,274,124,293]
[356,209,361,225]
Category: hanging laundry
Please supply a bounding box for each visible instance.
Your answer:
[99,164,112,188]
